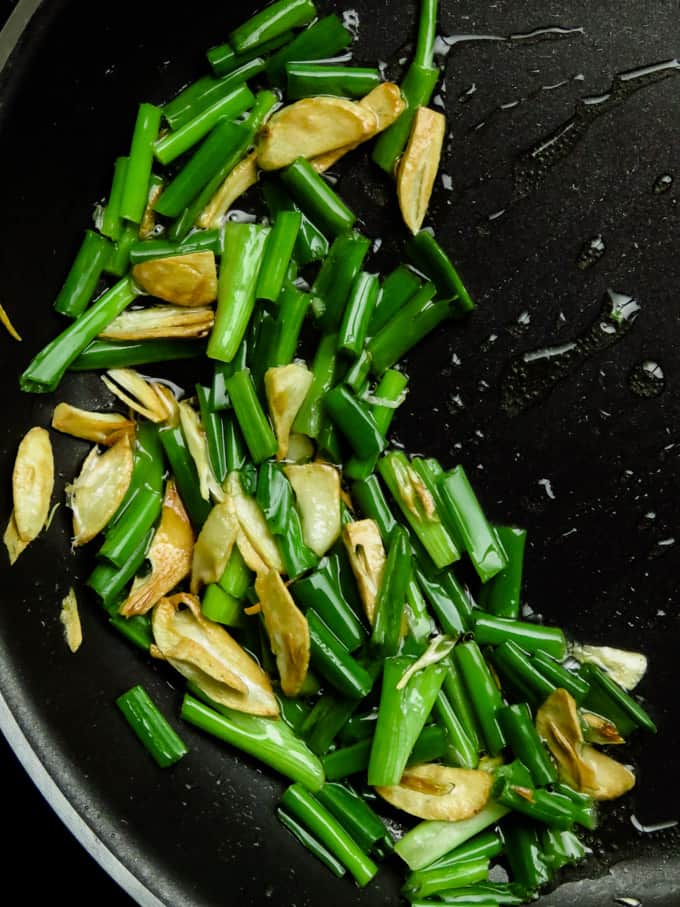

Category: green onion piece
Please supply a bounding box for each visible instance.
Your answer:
[473,613,567,661]
[324,384,385,461]
[129,231,221,264]
[230,0,317,54]
[368,656,447,786]
[256,210,302,302]
[433,689,479,769]
[371,525,411,656]
[286,63,381,100]
[163,61,264,130]
[337,271,380,357]
[415,567,469,635]
[477,526,526,619]
[279,782,378,887]
[256,462,318,578]
[404,857,490,900]
[100,156,128,241]
[372,62,439,175]
[181,692,325,790]
[438,466,507,582]
[406,229,475,311]
[276,808,346,878]
[225,368,277,463]
[344,369,409,481]
[491,640,556,707]
[303,695,359,756]
[441,657,482,751]
[108,614,153,651]
[315,783,390,854]
[292,332,337,439]
[350,474,398,541]
[88,527,153,614]
[267,284,311,368]
[419,830,504,874]
[369,264,423,336]
[281,157,357,239]
[502,816,552,895]
[322,724,447,781]
[218,545,251,599]
[158,424,212,528]
[119,103,162,223]
[53,230,112,318]
[497,703,558,787]
[404,576,436,646]
[104,222,138,278]
[261,176,329,265]
[293,561,366,653]
[307,609,374,700]
[200,584,244,627]
[70,339,204,371]
[196,383,228,483]
[20,277,138,393]
[580,662,657,734]
[311,231,371,329]
[207,32,293,77]
[454,641,506,756]
[116,685,187,768]
[539,827,587,873]
[265,14,353,86]
[532,651,590,704]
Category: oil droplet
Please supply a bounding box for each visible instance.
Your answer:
[628,360,665,398]
[653,173,673,194]
[576,234,606,270]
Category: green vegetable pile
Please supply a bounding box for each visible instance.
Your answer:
[11,0,658,904]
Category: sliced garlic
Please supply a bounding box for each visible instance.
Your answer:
[284,463,341,557]
[67,433,133,546]
[342,519,385,625]
[190,499,239,593]
[257,96,376,171]
[227,473,284,574]
[178,401,224,503]
[52,403,135,446]
[582,711,625,745]
[102,368,174,423]
[375,763,492,821]
[151,592,279,717]
[60,587,83,653]
[570,644,648,691]
[120,479,194,616]
[285,432,315,464]
[3,513,29,565]
[255,569,310,696]
[264,363,314,460]
[198,150,259,229]
[132,251,218,306]
[99,304,214,341]
[11,426,54,545]
[397,106,446,234]
[139,180,164,239]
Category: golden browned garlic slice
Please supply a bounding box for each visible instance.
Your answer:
[375,763,492,821]
[60,587,83,653]
[52,403,135,446]
[311,82,406,173]
[132,251,218,306]
[178,401,224,503]
[228,473,284,574]
[264,363,314,460]
[342,519,386,625]
[102,368,174,423]
[536,688,635,800]
[120,479,193,616]
[190,499,239,593]
[198,150,259,229]
[11,426,54,544]
[0,300,21,340]
[67,433,133,547]
[257,96,376,171]
[151,592,279,717]
[3,514,29,565]
[139,180,164,239]
[99,304,214,341]
[284,462,341,557]
[397,106,446,234]
[582,711,625,745]
[255,569,310,696]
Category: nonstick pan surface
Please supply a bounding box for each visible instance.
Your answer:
[0,1,678,904]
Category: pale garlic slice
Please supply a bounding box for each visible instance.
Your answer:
[255,569,310,696]
[120,479,193,616]
[311,82,406,173]
[375,763,492,821]
[60,587,83,653]
[570,643,648,691]
[536,688,635,801]
[342,519,385,625]
[67,433,133,546]
[178,401,224,503]
[99,304,214,341]
[228,473,284,574]
[52,403,135,446]
[264,363,314,460]
[284,463,341,557]
[257,96,377,171]
[102,368,174,423]
[11,426,54,544]
[285,432,315,464]
[190,498,239,593]
[3,513,29,565]
[397,106,446,234]
[198,150,259,229]
[151,592,279,717]
[132,251,218,306]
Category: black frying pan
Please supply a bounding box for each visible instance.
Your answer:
[0,1,678,904]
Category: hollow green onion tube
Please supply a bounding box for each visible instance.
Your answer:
[256,210,302,302]
[98,485,163,569]
[159,424,212,528]
[372,62,439,175]
[404,858,490,900]
[154,85,255,166]
[210,339,248,410]
[100,156,128,241]
[207,32,293,77]
[218,545,251,599]
[441,657,482,751]
[279,783,378,887]
[307,610,374,700]
[379,451,460,570]
[107,422,162,529]
[438,466,507,583]
[415,567,469,635]
[129,231,221,265]
[20,277,138,393]
[163,60,264,131]
[473,614,567,661]
[344,369,409,481]
[196,384,228,483]
[552,783,598,830]
[491,640,556,706]
[276,808,346,878]
[286,64,381,100]
[311,231,371,330]
[324,385,385,461]
[256,462,318,578]
[181,692,324,790]
[454,641,506,756]
[341,349,371,395]
[540,827,587,873]
[261,177,329,266]
[201,584,244,627]
[369,264,423,336]
[317,415,343,464]
[406,230,475,311]
[109,614,153,651]
[337,271,380,358]
[502,816,551,897]
[119,103,162,223]
[315,784,390,855]
[404,576,436,646]
[225,368,277,463]
[395,801,510,871]
[291,332,337,438]
[580,662,657,734]
[208,223,270,362]
[492,768,580,830]
[293,564,365,653]
[350,474,398,541]
[224,415,249,473]
[371,525,412,656]
[281,158,357,239]
[531,651,590,704]
[322,724,447,781]
[434,882,525,905]
[477,527,526,619]
[116,685,187,768]
[70,338,204,371]
[230,0,317,54]
[265,14,352,86]
[303,695,359,756]
[339,710,378,744]
[367,281,448,375]
[497,703,557,787]
[53,230,112,318]
[368,656,446,786]
[420,830,504,874]
[104,222,138,278]
[267,284,311,367]
[87,528,153,615]
[433,690,479,769]
[414,0,439,67]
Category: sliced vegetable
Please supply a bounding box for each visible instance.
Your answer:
[285,463,341,557]
[264,363,313,460]
[102,367,173,423]
[11,426,54,544]
[67,433,133,546]
[198,150,259,229]
[51,403,135,445]
[397,106,446,234]
[60,587,83,653]
[255,569,310,696]
[341,519,386,625]
[99,305,214,341]
[376,763,492,821]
